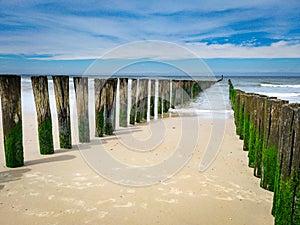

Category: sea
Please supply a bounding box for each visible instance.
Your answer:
[7,72,300,117]
[171,73,300,118]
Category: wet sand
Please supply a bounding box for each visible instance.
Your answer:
[0,112,274,225]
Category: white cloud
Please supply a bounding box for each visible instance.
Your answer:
[187,41,300,58]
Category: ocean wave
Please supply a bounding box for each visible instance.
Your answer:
[260,84,300,88]
[257,92,300,98]
[169,108,232,114]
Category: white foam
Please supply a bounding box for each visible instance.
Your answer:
[261,84,300,88]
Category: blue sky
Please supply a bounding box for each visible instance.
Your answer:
[0,0,300,74]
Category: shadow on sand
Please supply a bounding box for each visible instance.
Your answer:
[25,154,76,166]
[0,168,31,190]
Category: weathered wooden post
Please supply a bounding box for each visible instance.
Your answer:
[193,81,202,98]
[253,95,268,178]
[119,78,128,127]
[182,80,190,103]
[261,98,288,191]
[150,80,155,117]
[147,79,151,122]
[0,75,23,167]
[234,90,242,136]
[162,80,170,113]
[104,78,117,135]
[273,104,300,225]
[157,80,162,116]
[173,80,181,106]
[74,77,90,143]
[136,79,148,122]
[169,80,173,109]
[179,80,184,105]
[31,76,54,154]
[53,76,72,149]
[248,95,259,168]
[94,79,106,137]
[242,94,252,151]
[130,79,137,125]
[238,92,246,140]
[154,79,159,119]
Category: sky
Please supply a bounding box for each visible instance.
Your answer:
[0,0,300,75]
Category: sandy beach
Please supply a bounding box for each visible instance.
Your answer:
[0,109,274,225]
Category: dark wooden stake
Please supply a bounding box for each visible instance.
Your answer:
[94,79,106,137]
[31,76,54,154]
[0,75,23,167]
[53,76,72,149]
[119,78,128,127]
[74,77,90,143]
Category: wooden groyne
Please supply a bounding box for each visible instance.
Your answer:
[0,75,217,168]
[229,79,299,225]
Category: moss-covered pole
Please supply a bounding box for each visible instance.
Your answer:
[162,80,170,113]
[233,89,242,136]
[253,95,268,178]
[169,80,173,109]
[31,76,54,154]
[261,98,288,191]
[157,79,163,117]
[273,103,300,225]
[242,94,253,151]
[193,81,202,99]
[174,80,182,106]
[136,79,148,123]
[248,95,259,168]
[73,77,90,143]
[0,75,23,167]
[130,79,137,125]
[104,78,117,135]
[182,80,190,103]
[150,80,155,118]
[147,79,151,122]
[53,76,72,149]
[154,79,159,120]
[179,80,184,105]
[94,79,106,137]
[119,78,128,127]
[171,80,178,108]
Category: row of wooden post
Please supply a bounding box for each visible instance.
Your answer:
[0,75,216,168]
[228,79,300,225]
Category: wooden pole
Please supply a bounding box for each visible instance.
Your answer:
[130,79,137,125]
[119,78,128,127]
[104,78,117,134]
[261,98,288,191]
[136,79,148,122]
[0,75,23,167]
[150,80,155,117]
[74,77,90,143]
[31,76,54,154]
[53,76,72,149]
[94,79,106,137]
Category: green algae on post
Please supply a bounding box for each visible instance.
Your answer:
[53,76,72,149]
[31,76,54,154]
[0,75,24,167]
[74,77,90,143]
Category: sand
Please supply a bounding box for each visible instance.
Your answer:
[0,111,274,225]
